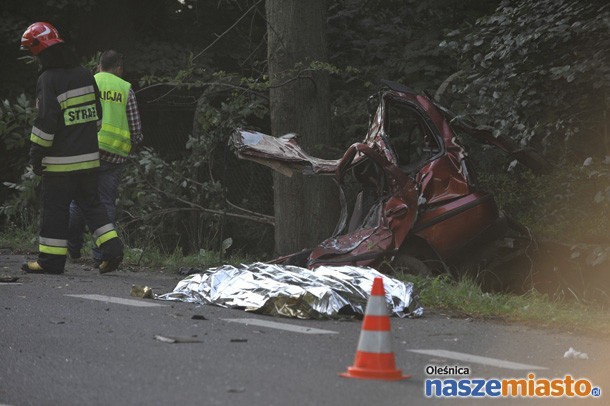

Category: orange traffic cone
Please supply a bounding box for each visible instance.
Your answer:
[340,276,410,380]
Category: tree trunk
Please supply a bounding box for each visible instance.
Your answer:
[266,0,338,255]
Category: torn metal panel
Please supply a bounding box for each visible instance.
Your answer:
[417,153,471,205]
[230,130,340,176]
[157,263,423,319]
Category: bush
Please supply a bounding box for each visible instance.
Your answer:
[0,94,37,228]
[115,84,269,256]
[478,157,610,242]
[442,0,609,164]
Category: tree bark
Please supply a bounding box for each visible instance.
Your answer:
[266,0,338,255]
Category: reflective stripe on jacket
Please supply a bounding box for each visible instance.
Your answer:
[95,72,132,157]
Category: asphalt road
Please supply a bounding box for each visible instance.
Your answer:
[1,253,608,406]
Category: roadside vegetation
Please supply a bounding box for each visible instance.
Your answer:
[403,274,610,336]
[0,226,247,271]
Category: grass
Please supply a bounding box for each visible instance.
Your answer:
[121,245,252,270]
[0,225,251,270]
[0,224,37,253]
[2,228,609,335]
[402,274,610,336]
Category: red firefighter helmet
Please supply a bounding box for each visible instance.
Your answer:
[20,22,64,55]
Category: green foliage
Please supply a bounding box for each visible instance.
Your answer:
[83,51,101,73]
[434,0,609,244]
[326,0,500,147]
[132,42,198,83]
[115,83,268,256]
[0,216,38,252]
[117,149,218,254]
[478,158,610,241]
[0,168,40,229]
[442,0,610,162]
[0,94,34,154]
[0,94,37,227]
[0,0,100,97]
[121,240,249,270]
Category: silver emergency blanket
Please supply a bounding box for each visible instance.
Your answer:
[157,262,423,319]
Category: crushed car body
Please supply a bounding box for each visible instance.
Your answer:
[230,80,548,276]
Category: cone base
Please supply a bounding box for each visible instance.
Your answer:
[339,366,411,381]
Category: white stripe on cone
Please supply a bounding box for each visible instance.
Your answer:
[356,330,394,353]
[364,295,389,316]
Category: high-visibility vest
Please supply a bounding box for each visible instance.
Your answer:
[95,72,132,157]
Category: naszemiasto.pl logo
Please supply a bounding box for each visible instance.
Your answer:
[424,365,602,399]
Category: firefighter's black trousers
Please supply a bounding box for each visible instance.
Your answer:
[38,171,123,272]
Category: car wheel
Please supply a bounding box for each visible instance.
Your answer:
[391,253,433,278]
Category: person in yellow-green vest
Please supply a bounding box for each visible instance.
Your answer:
[19,22,123,275]
[68,50,143,267]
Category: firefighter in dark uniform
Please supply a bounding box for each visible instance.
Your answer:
[20,22,123,274]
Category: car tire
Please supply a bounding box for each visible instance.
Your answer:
[391,253,433,278]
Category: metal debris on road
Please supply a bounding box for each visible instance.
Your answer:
[157,262,423,319]
[178,267,202,276]
[226,386,246,393]
[130,285,155,299]
[49,318,66,324]
[0,275,20,283]
[154,335,203,344]
[563,347,589,359]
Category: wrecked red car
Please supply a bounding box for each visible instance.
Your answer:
[231,80,547,279]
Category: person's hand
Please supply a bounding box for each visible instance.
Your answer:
[31,159,43,176]
[29,144,45,176]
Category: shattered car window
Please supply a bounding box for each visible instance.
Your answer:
[385,99,441,172]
